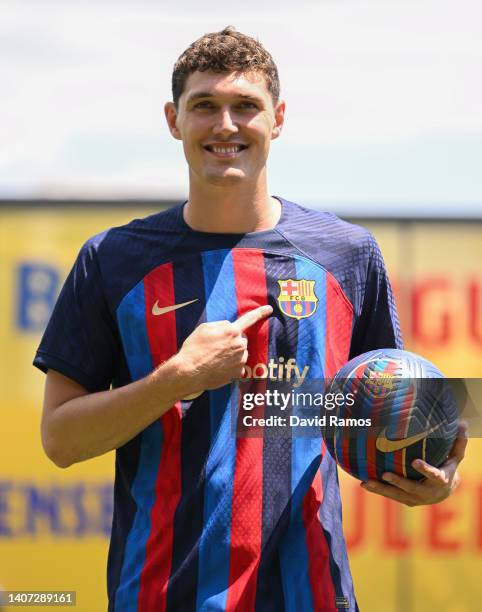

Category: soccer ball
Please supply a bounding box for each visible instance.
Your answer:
[323,349,459,481]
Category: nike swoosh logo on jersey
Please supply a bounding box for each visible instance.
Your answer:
[375,423,442,453]
[152,299,198,316]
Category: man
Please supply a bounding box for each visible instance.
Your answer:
[34,27,466,611]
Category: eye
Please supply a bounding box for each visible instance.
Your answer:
[192,100,215,110]
[236,101,258,110]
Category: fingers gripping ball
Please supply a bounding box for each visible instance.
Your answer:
[322,349,459,481]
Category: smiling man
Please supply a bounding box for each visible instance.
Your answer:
[168,71,280,187]
[34,26,466,612]
[165,41,285,233]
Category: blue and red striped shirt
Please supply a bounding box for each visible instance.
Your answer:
[34,199,402,611]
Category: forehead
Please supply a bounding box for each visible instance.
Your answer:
[181,70,271,102]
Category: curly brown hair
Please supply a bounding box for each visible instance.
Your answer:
[172,26,280,107]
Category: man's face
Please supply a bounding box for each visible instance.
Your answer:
[165,70,285,187]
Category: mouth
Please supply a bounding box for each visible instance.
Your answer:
[203,143,248,158]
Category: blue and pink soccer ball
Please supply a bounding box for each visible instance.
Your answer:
[323,349,459,481]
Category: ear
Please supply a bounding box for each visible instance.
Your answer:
[164,102,182,140]
[271,100,286,140]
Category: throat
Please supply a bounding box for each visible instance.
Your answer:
[183,196,281,234]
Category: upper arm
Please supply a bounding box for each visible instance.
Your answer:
[42,369,90,433]
[349,233,403,357]
[33,237,119,394]
[40,369,91,466]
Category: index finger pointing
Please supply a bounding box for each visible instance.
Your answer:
[234,305,273,332]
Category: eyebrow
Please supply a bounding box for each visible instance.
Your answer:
[186,92,263,104]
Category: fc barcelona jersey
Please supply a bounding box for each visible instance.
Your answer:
[34,198,402,612]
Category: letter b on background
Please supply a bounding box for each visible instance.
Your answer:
[17,263,59,331]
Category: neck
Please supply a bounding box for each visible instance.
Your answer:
[183,172,281,233]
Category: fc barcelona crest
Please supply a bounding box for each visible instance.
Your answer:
[277,279,318,320]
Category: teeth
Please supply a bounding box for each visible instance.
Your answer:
[212,145,241,154]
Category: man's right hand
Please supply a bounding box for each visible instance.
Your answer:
[176,304,273,392]
[41,304,273,467]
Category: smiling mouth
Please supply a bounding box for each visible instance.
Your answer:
[203,144,248,157]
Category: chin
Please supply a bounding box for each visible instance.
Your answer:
[205,170,246,186]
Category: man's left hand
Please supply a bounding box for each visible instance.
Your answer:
[360,422,468,506]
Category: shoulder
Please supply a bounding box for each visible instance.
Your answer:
[81,204,184,255]
[74,204,185,309]
[277,198,379,263]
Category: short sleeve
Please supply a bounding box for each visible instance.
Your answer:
[33,237,120,392]
[349,234,403,358]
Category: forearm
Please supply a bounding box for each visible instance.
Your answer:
[42,305,272,468]
[42,355,196,467]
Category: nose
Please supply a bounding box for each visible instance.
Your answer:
[212,107,239,137]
